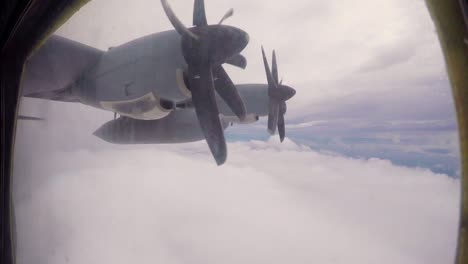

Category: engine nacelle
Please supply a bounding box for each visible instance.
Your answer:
[93,109,228,144]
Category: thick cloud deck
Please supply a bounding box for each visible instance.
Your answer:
[12,138,459,264]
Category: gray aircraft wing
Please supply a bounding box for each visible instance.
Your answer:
[21,35,103,102]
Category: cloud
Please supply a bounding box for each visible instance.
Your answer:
[12,118,460,264]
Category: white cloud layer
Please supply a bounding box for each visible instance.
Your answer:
[13,133,460,264]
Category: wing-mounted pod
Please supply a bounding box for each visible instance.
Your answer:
[93,110,229,144]
[220,114,259,125]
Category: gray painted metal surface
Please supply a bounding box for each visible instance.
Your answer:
[21,33,271,143]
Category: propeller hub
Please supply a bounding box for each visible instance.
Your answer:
[182,25,249,66]
[279,85,296,101]
[269,85,296,102]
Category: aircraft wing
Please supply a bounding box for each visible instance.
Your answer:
[216,83,269,118]
[21,35,103,102]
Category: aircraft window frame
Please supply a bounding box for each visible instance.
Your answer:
[1,1,467,264]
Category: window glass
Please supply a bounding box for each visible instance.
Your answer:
[13,0,460,263]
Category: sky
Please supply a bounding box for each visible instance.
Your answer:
[13,0,462,263]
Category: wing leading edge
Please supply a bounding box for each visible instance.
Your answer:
[21,35,103,102]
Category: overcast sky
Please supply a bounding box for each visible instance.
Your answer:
[13,1,461,263]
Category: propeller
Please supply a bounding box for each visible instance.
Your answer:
[261,47,296,142]
[161,0,249,165]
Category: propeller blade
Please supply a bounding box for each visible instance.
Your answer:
[213,66,246,120]
[277,103,286,142]
[272,50,279,85]
[218,8,234,24]
[261,46,276,89]
[193,0,208,26]
[161,0,199,40]
[188,64,227,165]
[225,53,247,69]
[277,113,285,142]
[267,98,279,134]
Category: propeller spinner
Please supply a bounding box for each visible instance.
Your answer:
[160,0,249,165]
[261,47,296,142]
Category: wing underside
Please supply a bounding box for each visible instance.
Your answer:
[21,35,103,102]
